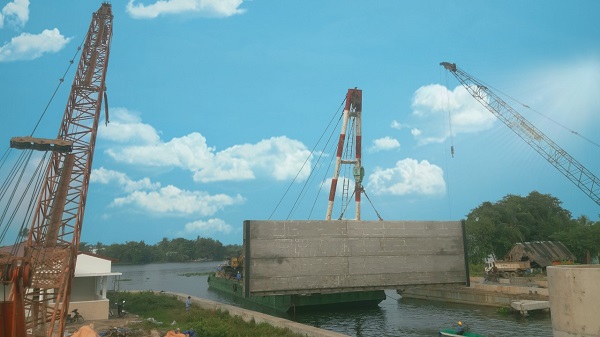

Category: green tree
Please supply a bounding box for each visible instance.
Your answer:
[98,237,240,264]
[551,217,600,263]
[465,191,574,263]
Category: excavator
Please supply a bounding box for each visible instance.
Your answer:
[441,62,600,207]
[0,3,113,337]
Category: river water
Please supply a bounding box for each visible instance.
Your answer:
[111,261,552,337]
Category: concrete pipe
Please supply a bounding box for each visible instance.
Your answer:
[547,265,600,337]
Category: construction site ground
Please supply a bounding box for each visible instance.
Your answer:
[64,315,161,337]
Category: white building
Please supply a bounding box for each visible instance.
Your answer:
[70,252,122,320]
[0,245,121,321]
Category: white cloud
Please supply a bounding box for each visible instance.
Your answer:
[91,167,160,193]
[126,0,246,19]
[102,109,312,183]
[0,28,71,62]
[99,108,161,144]
[390,120,409,130]
[181,218,233,235]
[112,184,245,216]
[106,132,215,170]
[1,0,29,29]
[369,136,400,152]
[409,84,494,145]
[194,136,312,182]
[92,167,244,216]
[366,158,445,196]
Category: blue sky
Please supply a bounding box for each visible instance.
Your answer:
[1,1,599,246]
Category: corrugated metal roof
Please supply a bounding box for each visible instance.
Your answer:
[505,241,576,267]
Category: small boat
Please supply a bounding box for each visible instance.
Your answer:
[439,328,487,337]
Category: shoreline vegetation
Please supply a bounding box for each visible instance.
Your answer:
[106,291,307,337]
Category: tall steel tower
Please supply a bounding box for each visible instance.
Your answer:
[326,88,364,220]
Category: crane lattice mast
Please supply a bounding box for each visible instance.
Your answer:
[441,62,600,207]
[2,4,113,337]
[326,88,365,220]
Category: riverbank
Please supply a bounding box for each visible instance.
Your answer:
[84,290,351,337]
[157,291,350,337]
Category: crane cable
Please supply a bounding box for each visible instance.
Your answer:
[0,151,49,247]
[442,68,454,220]
[268,96,346,220]
[0,39,85,246]
[444,69,455,158]
[307,139,338,219]
[336,187,383,221]
[464,71,600,150]
[30,42,84,136]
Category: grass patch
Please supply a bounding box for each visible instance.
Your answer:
[496,306,511,315]
[107,291,306,337]
[468,262,486,277]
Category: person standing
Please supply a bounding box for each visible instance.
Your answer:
[185,296,191,312]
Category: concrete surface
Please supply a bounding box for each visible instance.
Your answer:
[244,220,467,295]
[398,277,549,308]
[547,265,600,337]
[510,300,550,316]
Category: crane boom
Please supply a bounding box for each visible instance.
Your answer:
[440,62,600,207]
[1,4,113,337]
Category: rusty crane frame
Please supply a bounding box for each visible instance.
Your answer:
[1,3,113,337]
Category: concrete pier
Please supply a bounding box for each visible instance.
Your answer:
[547,265,600,337]
[510,300,550,316]
[398,276,547,303]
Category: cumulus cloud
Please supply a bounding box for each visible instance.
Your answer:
[366,158,445,196]
[411,128,422,137]
[102,108,312,183]
[0,28,71,62]
[126,0,246,19]
[92,167,244,216]
[409,84,494,145]
[181,218,233,235]
[99,108,161,144]
[193,136,312,182]
[390,120,410,130]
[369,136,400,152]
[112,185,244,216]
[91,167,160,193]
[1,0,29,29]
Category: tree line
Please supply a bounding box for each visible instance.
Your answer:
[465,190,600,264]
[79,236,242,264]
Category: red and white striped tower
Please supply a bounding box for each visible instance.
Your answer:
[326,88,363,220]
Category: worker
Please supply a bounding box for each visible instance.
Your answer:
[456,321,465,335]
[185,296,191,311]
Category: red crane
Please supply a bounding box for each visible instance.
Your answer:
[0,3,113,336]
